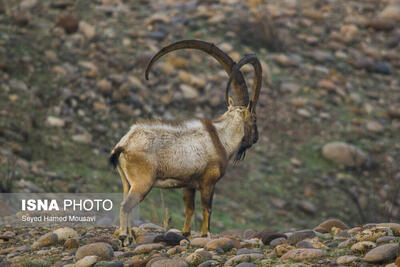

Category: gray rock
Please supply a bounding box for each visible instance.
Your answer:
[32,232,58,248]
[322,142,368,167]
[280,248,325,261]
[363,243,399,263]
[224,253,263,266]
[76,256,98,267]
[53,227,79,241]
[75,242,114,260]
[373,62,392,75]
[134,243,165,254]
[198,260,220,267]
[151,259,188,267]
[336,255,358,264]
[270,237,287,247]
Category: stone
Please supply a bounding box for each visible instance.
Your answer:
[64,238,79,249]
[198,260,220,267]
[224,253,263,266]
[373,62,392,75]
[56,15,79,34]
[363,244,399,263]
[205,238,234,251]
[379,4,400,21]
[253,230,286,245]
[355,227,392,242]
[336,255,358,264]
[20,0,37,9]
[270,237,287,247]
[297,200,316,214]
[322,142,368,167]
[46,115,64,128]
[138,223,165,233]
[351,241,376,253]
[180,84,199,99]
[32,232,58,248]
[377,223,400,235]
[53,227,79,241]
[280,248,325,261]
[275,244,295,257]
[75,242,114,260]
[366,121,384,132]
[190,238,211,247]
[281,82,300,94]
[153,232,186,246]
[72,134,93,144]
[376,236,395,244]
[185,251,212,265]
[296,241,314,249]
[288,230,316,245]
[79,21,96,40]
[235,263,256,267]
[134,243,165,254]
[314,219,349,233]
[76,255,98,267]
[151,259,188,267]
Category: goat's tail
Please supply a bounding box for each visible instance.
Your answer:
[109,147,124,169]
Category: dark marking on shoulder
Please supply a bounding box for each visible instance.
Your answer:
[201,119,227,173]
[109,147,124,169]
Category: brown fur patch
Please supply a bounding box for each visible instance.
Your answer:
[135,119,184,127]
[201,119,228,173]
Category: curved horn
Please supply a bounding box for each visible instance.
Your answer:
[145,40,249,106]
[225,54,262,112]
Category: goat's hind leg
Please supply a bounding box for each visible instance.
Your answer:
[120,157,155,246]
[117,166,131,244]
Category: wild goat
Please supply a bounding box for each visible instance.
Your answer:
[110,40,262,245]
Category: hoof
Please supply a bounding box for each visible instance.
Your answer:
[182,232,191,238]
[118,234,134,247]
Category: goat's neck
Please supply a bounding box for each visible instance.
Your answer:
[213,116,244,158]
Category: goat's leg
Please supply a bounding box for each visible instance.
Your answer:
[200,185,215,237]
[182,187,195,237]
[117,166,130,240]
[199,165,219,237]
[120,157,155,246]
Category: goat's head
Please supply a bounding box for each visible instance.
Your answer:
[225,54,262,162]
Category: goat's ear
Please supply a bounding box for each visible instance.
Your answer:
[228,97,234,107]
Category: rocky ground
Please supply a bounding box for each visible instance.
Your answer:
[1,219,400,266]
[1,0,400,251]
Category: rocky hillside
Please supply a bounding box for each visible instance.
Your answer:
[1,0,400,235]
[1,220,400,266]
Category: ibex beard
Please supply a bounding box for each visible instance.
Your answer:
[110,40,262,245]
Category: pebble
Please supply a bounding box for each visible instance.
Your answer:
[185,250,212,265]
[75,242,114,260]
[56,15,79,33]
[134,243,165,254]
[151,258,188,267]
[205,238,234,251]
[280,248,325,261]
[350,241,376,253]
[336,255,358,264]
[32,232,58,248]
[373,62,392,75]
[75,255,98,267]
[224,253,263,266]
[79,21,96,40]
[314,218,349,233]
[53,227,79,241]
[363,243,399,263]
[322,142,368,167]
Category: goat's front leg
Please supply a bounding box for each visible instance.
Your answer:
[182,187,195,237]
